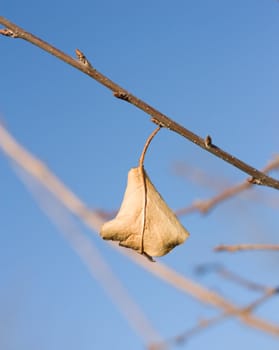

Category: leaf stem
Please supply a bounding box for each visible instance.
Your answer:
[139,126,161,169]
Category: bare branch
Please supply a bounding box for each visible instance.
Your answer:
[1,16,279,190]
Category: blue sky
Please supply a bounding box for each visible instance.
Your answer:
[1,1,279,349]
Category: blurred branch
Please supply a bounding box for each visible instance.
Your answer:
[152,313,225,349]
[1,124,279,337]
[174,162,231,191]
[215,244,279,253]
[15,167,161,345]
[0,126,104,228]
[196,264,267,292]
[176,155,279,216]
[1,16,279,190]
[153,287,279,349]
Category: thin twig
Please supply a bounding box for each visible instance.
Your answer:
[1,16,279,190]
[215,244,279,252]
[176,155,279,216]
[152,313,226,349]
[216,267,268,292]
[196,264,268,292]
[243,288,279,314]
[1,124,279,337]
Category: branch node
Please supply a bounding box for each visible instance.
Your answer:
[114,91,130,101]
[204,135,212,148]
[151,117,164,128]
[0,28,18,37]
[194,199,210,214]
[75,48,93,68]
[248,177,263,185]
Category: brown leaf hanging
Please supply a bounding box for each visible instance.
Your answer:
[100,166,189,259]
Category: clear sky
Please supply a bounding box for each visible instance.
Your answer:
[1,1,279,349]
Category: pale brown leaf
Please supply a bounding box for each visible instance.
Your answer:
[100,167,189,258]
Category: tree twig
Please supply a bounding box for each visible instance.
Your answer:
[196,264,268,292]
[215,244,279,253]
[1,16,279,190]
[152,313,226,349]
[175,155,279,216]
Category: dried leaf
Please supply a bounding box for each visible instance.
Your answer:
[100,167,189,258]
